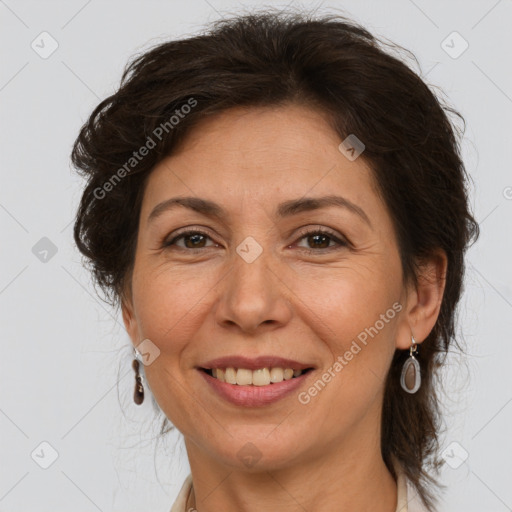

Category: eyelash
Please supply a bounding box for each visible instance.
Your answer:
[162,227,349,255]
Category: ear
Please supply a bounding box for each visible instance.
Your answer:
[121,295,140,345]
[396,249,448,349]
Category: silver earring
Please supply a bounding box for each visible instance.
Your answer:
[400,335,421,394]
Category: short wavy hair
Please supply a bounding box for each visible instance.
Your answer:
[71,8,479,510]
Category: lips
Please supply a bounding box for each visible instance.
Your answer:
[196,355,316,407]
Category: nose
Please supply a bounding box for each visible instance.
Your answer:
[214,247,293,335]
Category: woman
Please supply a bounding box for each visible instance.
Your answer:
[71,9,479,512]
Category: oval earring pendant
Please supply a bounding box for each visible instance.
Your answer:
[132,359,145,405]
[400,356,421,394]
[134,379,144,405]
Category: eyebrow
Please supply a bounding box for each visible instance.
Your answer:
[147,195,372,227]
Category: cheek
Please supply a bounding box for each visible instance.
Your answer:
[290,258,401,405]
[296,271,400,430]
[129,264,215,427]
[131,262,218,352]
[292,257,401,343]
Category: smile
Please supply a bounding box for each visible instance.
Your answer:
[198,367,315,407]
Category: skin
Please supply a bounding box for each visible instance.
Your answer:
[122,104,447,512]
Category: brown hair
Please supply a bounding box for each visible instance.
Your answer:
[71,8,479,510]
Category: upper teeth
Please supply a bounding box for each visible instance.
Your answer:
[211,367,304,386]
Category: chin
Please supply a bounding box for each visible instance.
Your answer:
[211,432,308,472]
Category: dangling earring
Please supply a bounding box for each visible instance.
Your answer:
[400,335,421,394]
[132,348,145,405]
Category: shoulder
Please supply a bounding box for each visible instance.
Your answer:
[396,465,434,512]
[171,470,433,512]
[393,455,432,512]
[405,478,432,512]
[169,474,193,512]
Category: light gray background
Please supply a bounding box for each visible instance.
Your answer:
[1,0,511,511]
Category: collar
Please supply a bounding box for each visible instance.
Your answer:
[169,463,429,512]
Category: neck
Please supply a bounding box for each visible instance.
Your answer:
[183,428,397,512]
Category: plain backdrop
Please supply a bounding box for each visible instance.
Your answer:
[1,1,511,511]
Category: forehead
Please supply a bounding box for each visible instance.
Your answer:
[140,104,381,220]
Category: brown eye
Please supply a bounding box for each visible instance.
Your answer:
[306,233,332,249]
[294,228,348,253]
[163,230,216,250]
[182,233,208,248]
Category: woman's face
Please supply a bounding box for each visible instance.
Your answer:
[123,104,416,471]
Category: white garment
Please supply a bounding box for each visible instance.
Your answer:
[169,462,430,512]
